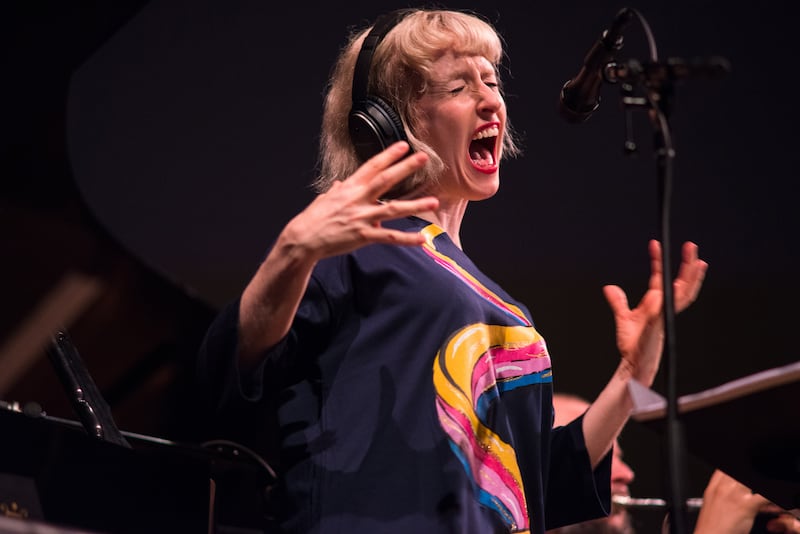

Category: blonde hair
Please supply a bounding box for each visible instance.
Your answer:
[313,8,520,197]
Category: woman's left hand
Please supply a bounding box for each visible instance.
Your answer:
[602,240,708,386]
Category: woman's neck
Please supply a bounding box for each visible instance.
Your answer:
[415,198,468,249]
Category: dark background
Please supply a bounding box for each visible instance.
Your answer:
[4,1,798,531]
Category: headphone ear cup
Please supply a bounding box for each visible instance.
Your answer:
[349,95,409,163]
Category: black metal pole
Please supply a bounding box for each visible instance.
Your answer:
[650,89,689,534]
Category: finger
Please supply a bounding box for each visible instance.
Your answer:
[647,239,664,289]
[709,470,769,510]
[347,141,412,187]
[767,513,800,533]
[748,491,773,510]
[357,226,429,247]
[678,242,702,278]
[378,196,440,221]
[351,142,428,197]
[367,151,429,199]
[761,504,787,515]
[603,285,630,316]
[684,241,709,282]
[355,196,440,228]
[702,469,725,501]
[674,241,708,311]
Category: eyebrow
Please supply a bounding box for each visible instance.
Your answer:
[439,57,497,79]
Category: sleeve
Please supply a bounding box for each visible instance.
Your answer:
[195,269,340,415]
[544,413,612,530]
[196,296,269,413]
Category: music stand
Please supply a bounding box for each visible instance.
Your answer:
[629,361,800,517]
[45,329,131,448]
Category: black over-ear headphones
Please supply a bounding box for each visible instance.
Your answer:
[348,11,410,163]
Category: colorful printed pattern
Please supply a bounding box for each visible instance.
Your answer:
[420,225,530,327]
[423,224,553,533]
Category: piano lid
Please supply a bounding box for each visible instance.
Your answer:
[2,1,218,443]
[0,409,212,534]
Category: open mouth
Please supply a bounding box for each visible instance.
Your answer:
[468,123,499,174]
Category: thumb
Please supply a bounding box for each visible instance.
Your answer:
[603,284,629,315]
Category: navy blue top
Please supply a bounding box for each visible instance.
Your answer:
[198,216,610,533]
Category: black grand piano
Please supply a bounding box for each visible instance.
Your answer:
[2,3,275,532]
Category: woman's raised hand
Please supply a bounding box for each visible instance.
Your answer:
[282,142,439,262]
[602,240,708,386]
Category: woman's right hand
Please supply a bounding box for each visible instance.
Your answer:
[281,141,438,264]
[238,141,437,362]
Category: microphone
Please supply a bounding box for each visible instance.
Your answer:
[558,7,635,123]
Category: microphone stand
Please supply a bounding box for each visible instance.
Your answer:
[608,13,690,534]
[646,81,691,534]
[612,58,729,530]
[562,9,729,532]
[619,70,689,534]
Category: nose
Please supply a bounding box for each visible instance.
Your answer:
[612,455,635,485]
[477,84,503,115]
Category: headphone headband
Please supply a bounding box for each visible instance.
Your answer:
[348,10,411,163]
[351,11,406,104]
